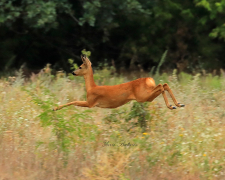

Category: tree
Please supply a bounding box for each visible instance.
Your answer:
[1,0,225,73]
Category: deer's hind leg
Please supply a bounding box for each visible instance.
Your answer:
[146,84,176,110]
[163,83,185,107]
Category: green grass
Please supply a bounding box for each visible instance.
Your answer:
[1,67,225,180]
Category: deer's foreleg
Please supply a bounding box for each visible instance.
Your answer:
[163,83,185,107]
[53,101,89,111]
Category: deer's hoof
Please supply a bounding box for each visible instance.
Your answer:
[170,105,176,109]
[178,103,185,107]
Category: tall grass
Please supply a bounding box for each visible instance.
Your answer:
[1,66,225,180]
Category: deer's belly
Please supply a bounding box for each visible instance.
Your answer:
[95,98,131,108]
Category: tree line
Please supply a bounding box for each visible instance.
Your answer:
[1,0,225,74]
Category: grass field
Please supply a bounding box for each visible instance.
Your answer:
[1,66,225,180]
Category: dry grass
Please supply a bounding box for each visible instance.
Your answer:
[1,68,225,180]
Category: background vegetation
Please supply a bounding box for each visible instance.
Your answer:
[1,0,225,179]
[1,0,225,73]
[1,64,225,179]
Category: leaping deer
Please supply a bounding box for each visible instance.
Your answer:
[53,55,184,111]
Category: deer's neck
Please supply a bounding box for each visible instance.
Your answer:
[83,68,96,91]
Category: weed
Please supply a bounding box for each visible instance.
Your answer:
[1,63,225,179]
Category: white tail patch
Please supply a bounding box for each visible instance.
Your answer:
[146,78,156,87]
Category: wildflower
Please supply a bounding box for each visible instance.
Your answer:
[143,132,148,135]
[179,134,183,137]
[141,137,144,139]
[203,154,206,157]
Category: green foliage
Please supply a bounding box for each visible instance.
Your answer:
[79,0,101,27]
[0,0,72,30]
[195,0,225,40]
[13,64,25,87]
[156,50,168,75]
[201,74,222,90]
[104,101,151,132]
[126,102,151,132]
[22,71,94,157]
[151,50,168,84]
[153,50,168,81]
[1,0,225,73]
[68,59,78,71]
[178,72,193,86]
[104,108,126,124]
[3,67,225,179]
[81,49,91,57]
[79,0,151,27]
[93,60,124,86]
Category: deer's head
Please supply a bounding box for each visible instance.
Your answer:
[72,55,92,76]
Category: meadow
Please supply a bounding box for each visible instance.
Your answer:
[1,64,225,180]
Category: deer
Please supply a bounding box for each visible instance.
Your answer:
[53,55,185,111]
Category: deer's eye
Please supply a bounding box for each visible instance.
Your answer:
[79,67,82,69]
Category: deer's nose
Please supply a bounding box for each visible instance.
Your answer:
[72,72,76,75]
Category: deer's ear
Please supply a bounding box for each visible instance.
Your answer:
[81,54,92,66]
[83,56,92,66]
[81,55,86,63]
[86,58,92,66]
[85,56,92,65]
